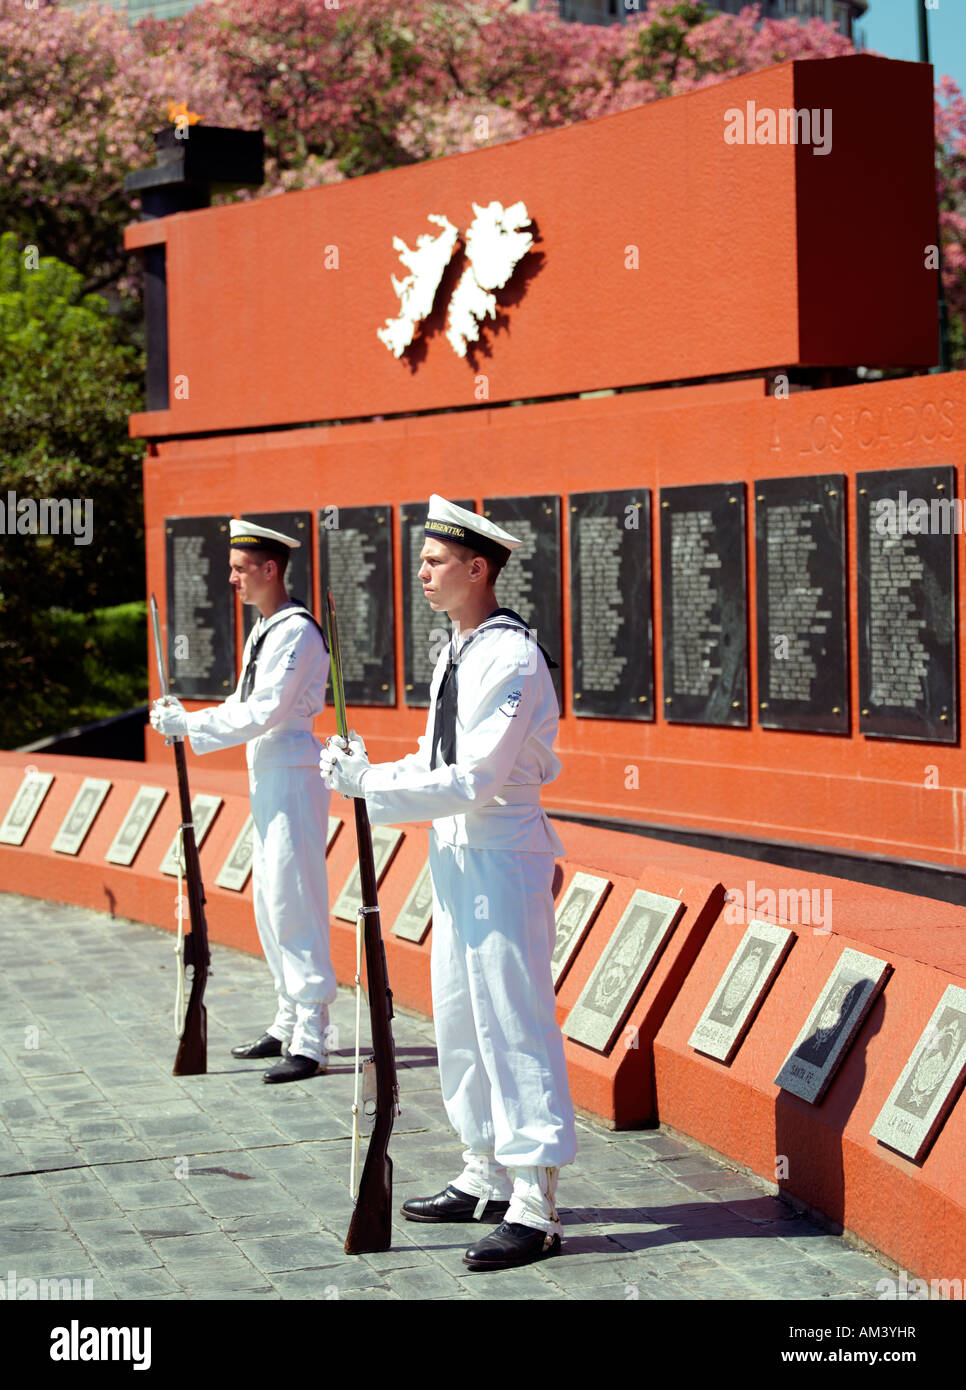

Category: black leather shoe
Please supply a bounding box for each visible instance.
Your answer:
[262,1053,326,1084]
[401,1185,511,1224]
[463,1221,561,1270]
[232,1032,284,1060]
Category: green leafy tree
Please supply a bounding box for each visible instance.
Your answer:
[0,231,146,745]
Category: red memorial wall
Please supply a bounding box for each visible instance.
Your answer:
[4,52,966,1281]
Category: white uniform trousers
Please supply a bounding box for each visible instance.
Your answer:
[249,766,336,1063]
[429,835,577,1170]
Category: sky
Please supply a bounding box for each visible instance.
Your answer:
[858,0,966,92]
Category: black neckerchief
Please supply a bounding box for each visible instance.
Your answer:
[239,600,328,702]
[430,607,557,769]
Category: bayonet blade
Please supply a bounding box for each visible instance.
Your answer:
[324,587,349,741]
[149,593,169,701]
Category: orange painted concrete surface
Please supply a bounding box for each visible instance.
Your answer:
[3,755,964,1278]
[127,55,936,440]
[654,924,966,1285]
[556,862,726,1129]
[145,368,966,867]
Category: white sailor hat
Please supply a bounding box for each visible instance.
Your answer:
[424,495,521,564]
[229,518,301,557]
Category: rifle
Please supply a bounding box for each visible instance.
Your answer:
[323,587,399,1255]
[150,593,210,1077]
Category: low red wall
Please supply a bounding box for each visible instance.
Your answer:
[3,751,964,1282]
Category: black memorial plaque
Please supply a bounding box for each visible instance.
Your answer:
[755,475,848,733]
[319,505,395,706]
[165,515,235,699]
[400,499,474,708]
[569,490,653,720]
[660,483,748,726]
[241,512,313,643]
[482,495,563,707]
[857,466,958,743]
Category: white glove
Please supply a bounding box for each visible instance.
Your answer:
[319,732,371,799]
[150,696,188,740]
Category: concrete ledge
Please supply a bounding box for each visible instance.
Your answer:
[2,751,965,1283]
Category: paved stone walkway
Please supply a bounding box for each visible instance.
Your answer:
[0,893,894,1302]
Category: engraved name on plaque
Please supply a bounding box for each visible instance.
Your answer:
[857,467,958,742]
[482,495,563,707]
[871,985,966,1162]
[165,516,235,699]
[569,490,653,720]
[241,512,313,643]
[550,872,610,988]
[775,948,890,1104]
[319,506,395,706]
[106,787,167,866]
[0,771,54,846]
[400,499,474,707]
[52,778,112,856]
[215,815,255,892]
[392,859,435,944]
[689,920,795,1064]
[755,476,848,733]
[565,890,683,1052]
[334,826,403,922]
[660,484,748,726]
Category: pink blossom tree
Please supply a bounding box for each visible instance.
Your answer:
[0,0,962,362]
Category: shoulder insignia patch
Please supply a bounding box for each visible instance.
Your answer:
[499,688,523,718]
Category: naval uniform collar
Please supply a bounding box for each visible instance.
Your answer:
[252,600,300,640]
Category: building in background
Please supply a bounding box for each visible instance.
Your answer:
[62,0,198,18]
[525,0,867,41]
[65,0,867,38]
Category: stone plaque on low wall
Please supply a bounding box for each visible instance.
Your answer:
[215,815,254,892]
[159,794,222,876]
[106,787,167,866]
[565,889,684,1052]
[689,920,795,1064]
[52,778,111,856]
[0,771,54,846]
[871,984,966,1162]
[550,872,610,987]
[775,948,890,1103]
[334,826,403,922]
[392,859,434,944]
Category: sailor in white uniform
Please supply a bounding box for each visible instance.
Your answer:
[151,519,335,1083]
[320,496,576,1269]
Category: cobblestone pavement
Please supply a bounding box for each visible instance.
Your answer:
[0,893,895,1302]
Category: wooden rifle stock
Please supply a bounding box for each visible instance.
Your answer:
[324,587,398,1255]
[150,593,210,1076]
[171,736,210,1076]
[343,795,397,1254]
